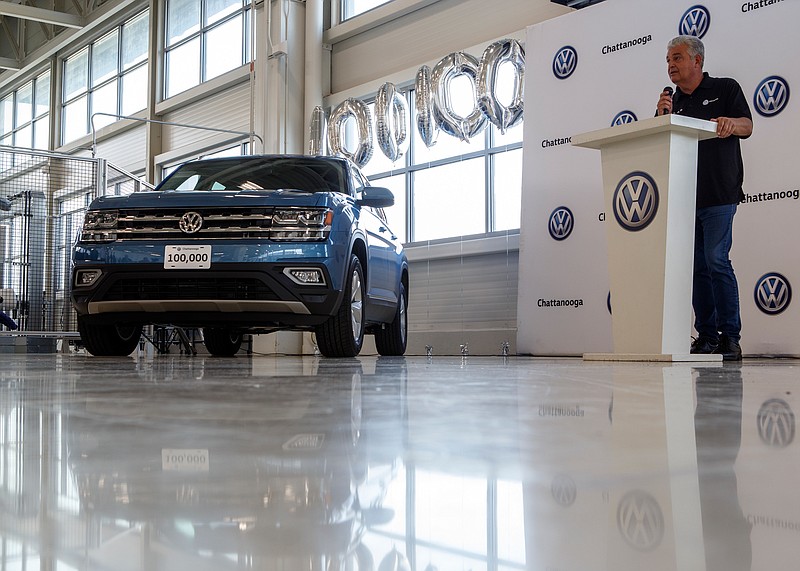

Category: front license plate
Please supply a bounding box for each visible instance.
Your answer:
[164,245,211,269]
[162,448,210,472]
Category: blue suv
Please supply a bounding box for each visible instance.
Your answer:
[71,155,409,357]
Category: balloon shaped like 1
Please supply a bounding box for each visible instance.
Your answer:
[308,105,327,156]
[431,51,488,142]
[328,98,374,168]
[477,39,525,134]
[375,82,409,162]
[415,65,439,148]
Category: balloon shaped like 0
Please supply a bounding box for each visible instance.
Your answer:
[327,98,373,168]
[477,39,525,134]
[414,65,439,148]
[308,105,327,156]
[375,82,409,162]
[378,548,411,571]
[431,51,488,142]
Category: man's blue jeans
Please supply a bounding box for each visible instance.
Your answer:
[693,204,741,343]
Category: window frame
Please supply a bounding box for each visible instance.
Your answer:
[0,70,52,150]
[163,0,252,100]
[60,10,150,145]
[364,88,523,244]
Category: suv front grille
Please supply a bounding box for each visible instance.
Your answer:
[116,207,274,240]
[103,278,278,301]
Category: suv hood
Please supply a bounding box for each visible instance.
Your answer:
[90,189,342,209]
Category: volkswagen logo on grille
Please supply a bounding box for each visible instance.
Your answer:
[617,491,664,551]
[679,5,711,39]
[754,272,791,315]
[612,171,659,232]
[179,211,204,234]
[551,474,577,507]
[553,46,578,80]
[754,76,790,117]
[549,206,574,241]
[612,110,637,127]
[757,399,795,448]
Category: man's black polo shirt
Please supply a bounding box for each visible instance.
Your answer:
[672,72,752,209]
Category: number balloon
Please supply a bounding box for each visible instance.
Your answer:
[375,82,409,162]
[477,39,525,134]
[327,98,374,168]
[431,51,487,142]
[414,65,439,148]
[308,105,327,156]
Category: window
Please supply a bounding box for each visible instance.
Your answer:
[160,142,249,182]
[61,11,149,144]
[164,0,251,98]
[363,82,523,244]
[0,71,51,150]
[342,0,394,21]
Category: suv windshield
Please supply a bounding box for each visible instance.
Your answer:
[159,157,348,193]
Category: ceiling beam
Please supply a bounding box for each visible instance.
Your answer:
[0,57,20,70]
[0,0,82,28]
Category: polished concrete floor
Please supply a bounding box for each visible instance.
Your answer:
[0,353,797,570]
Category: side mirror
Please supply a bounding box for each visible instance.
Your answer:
[357,186,395,208]
[0,197,10,211]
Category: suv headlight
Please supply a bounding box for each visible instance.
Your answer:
[271,208,333,241]
[80,210,119,243]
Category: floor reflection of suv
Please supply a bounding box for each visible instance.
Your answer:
[71,155,409,357]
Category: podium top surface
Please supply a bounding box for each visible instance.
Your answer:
[572,114,718,150]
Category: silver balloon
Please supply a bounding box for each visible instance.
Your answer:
[375,82,409,163]
[415,65,439,148]
[477,39,525,134]
[378,548,411,571]
[308,105,327,156]
[431,51,488,142]
[327,98,374,168]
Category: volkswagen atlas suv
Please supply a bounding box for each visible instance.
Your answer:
[70,155,408,357]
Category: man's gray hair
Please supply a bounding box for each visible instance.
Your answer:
[668,35,705,67]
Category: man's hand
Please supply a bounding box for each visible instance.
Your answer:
[711,116,753,138]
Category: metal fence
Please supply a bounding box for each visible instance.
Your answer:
[0,146,150,334]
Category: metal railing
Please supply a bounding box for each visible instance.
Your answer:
[0,145,151,336]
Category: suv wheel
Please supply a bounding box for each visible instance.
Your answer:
[78,317,142,356]
[375,282,407,356]
[316,255,365,357]
[203,328,243,356]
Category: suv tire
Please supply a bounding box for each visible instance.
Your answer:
[316,255,365,357]
[203,328,243,356]
[78,318,142,356]
[375,282,407,356]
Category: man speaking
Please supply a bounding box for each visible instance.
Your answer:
[656,35,753,361]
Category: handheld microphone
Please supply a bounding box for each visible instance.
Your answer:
[661,86,674,115]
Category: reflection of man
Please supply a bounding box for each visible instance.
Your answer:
[694,366,751,570]
[657,36,752,361]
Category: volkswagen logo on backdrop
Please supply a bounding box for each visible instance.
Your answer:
[553,46,578,80]
[551,474,577,507]
[754,272,792,315]
[679,5,711,38]
[612,172,659,231]
[757,399,796,448]
[754,76,790,117]
[617,491,664,551]
[612,111,637,126]
[179,211,204,234]
[548,206,574,240]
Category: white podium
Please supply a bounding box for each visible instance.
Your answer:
[573,115,721,362]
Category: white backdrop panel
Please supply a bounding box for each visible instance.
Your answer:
[518,0,800,356]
